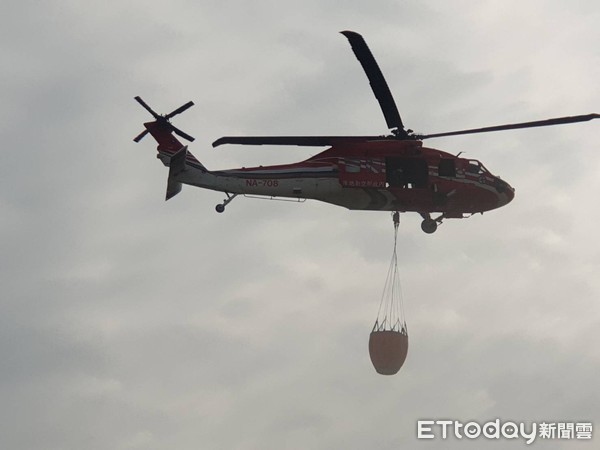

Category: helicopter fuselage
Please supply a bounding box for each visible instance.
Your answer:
[162,131,514,217]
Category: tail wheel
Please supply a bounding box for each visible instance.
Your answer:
[215,193,237,213]
[421,218,437,234]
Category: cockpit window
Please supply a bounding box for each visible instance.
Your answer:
[467,160,489,175]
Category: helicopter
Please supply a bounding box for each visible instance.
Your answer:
[134,31,598,233]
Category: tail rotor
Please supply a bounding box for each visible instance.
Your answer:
[133,96,195,143]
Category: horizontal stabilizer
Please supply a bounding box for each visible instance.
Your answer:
[166,179,182,201]
[166,146,187,201]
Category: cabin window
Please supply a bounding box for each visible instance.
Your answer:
[385,158,428,188]
[438,159,456,177]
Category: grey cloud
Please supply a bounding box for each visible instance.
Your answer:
[1,1,599,449]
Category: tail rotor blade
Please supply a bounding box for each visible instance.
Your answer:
[134,97,195,143]
[134,96,160,119]
[133,129,150,143]
[166,101,195,119]
[171,125,195,142]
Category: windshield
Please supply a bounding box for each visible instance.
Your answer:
[467,159,489,175]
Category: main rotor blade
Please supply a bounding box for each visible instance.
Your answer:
[134,96,160,119]
[212,135,393,148]
[341,31,404,132]
[418,113,600,139]
[166,101,195,119]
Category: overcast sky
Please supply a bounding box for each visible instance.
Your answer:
[1,1,599,449]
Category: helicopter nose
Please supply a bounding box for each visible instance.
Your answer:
[494,177,515,206]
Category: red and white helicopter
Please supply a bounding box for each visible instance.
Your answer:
[134,31,598,233]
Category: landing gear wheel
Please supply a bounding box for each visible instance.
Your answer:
[421,218,437,234]
[215,193,238,213]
